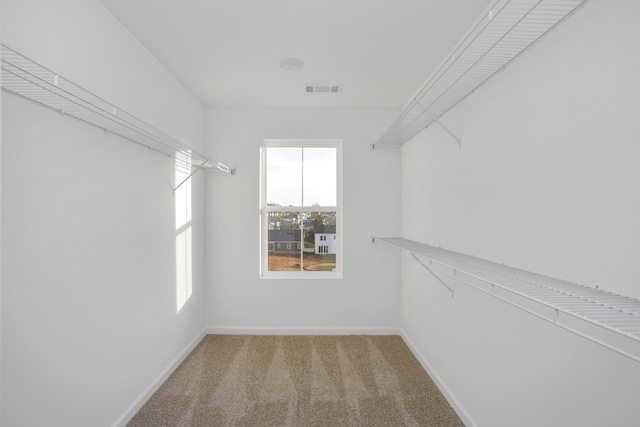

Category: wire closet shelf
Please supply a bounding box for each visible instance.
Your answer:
[1,44,234,182]
[373,0,585,148]
[373,237,640,363]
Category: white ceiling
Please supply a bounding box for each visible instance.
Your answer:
[98,0,492,109]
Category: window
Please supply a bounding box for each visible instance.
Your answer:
[261,140,342,278]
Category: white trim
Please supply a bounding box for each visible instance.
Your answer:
[399,329,478,427]
[260,271,344,279]
[265,205,336,213]
[110,328,207,427]
[263,138,342,148]
[206,326,402,336]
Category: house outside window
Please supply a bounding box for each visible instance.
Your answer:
[260,139,342,278]
[314,224,336,255]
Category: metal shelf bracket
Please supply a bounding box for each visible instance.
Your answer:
[410,252,455,296]
[425,110,461,147]
[173,161,236,192]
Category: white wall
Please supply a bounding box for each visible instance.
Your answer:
[1,0,206,426]
[401,0,640,426]
[205,107,401,332]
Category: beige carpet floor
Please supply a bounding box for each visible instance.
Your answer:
[127,335,463,426]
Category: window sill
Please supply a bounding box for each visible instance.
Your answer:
[260,272,343,280]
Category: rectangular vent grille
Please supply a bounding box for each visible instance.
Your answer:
[305,84,342,93]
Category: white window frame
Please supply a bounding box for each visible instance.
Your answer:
[260,139,343,279]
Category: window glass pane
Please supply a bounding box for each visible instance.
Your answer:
[303,147,336,207]
[267,223,303,272]
[266,147,302,207]
[261,141,340,277]
[303,212,337,272]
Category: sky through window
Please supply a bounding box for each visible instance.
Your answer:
[266,147,336,207]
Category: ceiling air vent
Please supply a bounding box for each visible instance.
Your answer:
[305,84,342,93]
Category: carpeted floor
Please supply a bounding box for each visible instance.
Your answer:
[127,335,463,426]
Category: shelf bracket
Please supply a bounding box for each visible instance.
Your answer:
[173,164,204,193]
[425,110,461,147]
[172,161,235,193]
[410,253,455,296]
[373,236,454,295]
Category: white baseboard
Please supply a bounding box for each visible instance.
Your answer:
[206,326,402,336]
[399,329,477,427]
[111,328,207,427]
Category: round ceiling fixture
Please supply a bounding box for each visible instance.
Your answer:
[279,57,304,71]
